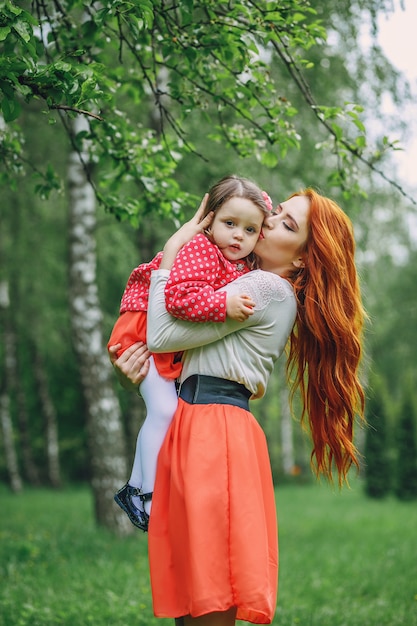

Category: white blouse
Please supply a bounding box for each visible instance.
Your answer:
[147,269,297,399]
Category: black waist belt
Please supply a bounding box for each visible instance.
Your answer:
[179,374,251,411]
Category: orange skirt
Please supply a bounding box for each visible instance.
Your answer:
[148,399,278,624]
[107,311,182,380]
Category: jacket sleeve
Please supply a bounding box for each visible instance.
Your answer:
[164,236,227,322]
[120,251,163,312]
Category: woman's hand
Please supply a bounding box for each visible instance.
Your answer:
[159,194,214,270]
[108,342,151,391]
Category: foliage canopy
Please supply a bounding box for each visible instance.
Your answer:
[0,0,409,225]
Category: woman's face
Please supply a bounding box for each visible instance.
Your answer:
[254,195,310,277]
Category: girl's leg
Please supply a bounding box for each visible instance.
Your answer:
[183,608,237,626]
[128,429,144,488]
[130,355,178,513]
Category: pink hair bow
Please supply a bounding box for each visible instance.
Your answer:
[262,191,273,212]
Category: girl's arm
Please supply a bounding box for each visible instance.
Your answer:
[159,194,212,269]
[120,251,163,312]
[148,270,257,353]
[164,235,229,322]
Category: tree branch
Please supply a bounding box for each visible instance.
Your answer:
[270,35,417,206]
[50,105,104,121]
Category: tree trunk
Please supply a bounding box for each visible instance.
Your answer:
[0,280,23,492]
[5,321,41,486]
[33,345,61,487]
[14,365,41,485]
[67,115,132,535]
[0,391,23,492]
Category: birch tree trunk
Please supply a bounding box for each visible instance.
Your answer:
[5,319,40,485]
[14,362,41,485]
[0,280,23,492]
[67,115,132,535]
[33,345,61,487]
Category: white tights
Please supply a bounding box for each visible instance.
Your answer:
[128,356,178,514]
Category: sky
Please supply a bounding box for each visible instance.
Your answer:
[378,2,417,81]
[376,1,417,192]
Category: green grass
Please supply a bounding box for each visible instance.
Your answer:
[275,482,417,625]
[1,481,416,625]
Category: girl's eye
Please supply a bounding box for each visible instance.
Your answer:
[246,227,257,234]
[225,220,234,227]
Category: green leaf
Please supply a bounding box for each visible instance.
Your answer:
[260,151,278,168]
[292,12,306,22]
[12,19,32,43]
[54,61,72,72]
[331,123,343,141]
[5,2,22,16]
[0,26,11,41]
[1,95,21,122]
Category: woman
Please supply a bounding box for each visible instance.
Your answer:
[111,189,365,626]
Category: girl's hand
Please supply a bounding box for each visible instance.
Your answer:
[108,342,151,391]
[226,294,256,322]
[159,194,214,270]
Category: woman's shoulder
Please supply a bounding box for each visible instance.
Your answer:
[237,269,294,297]
[226,270,295,312]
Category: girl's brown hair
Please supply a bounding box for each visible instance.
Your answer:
[287,188,365,485]
[204,175,271,219]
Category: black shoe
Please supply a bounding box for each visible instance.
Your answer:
[114,483,150,531]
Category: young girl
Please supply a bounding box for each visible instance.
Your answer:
[108,175,273,531]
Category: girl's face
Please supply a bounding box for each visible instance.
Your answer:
[209,197,264,262]
[254,195,310,277]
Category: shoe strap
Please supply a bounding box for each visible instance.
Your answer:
[139,491,153,502]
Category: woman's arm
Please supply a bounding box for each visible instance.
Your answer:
[147,270,257,353]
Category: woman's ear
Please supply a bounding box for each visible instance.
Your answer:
[292,257,305,269]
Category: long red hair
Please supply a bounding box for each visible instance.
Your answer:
[287,189,365,485]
